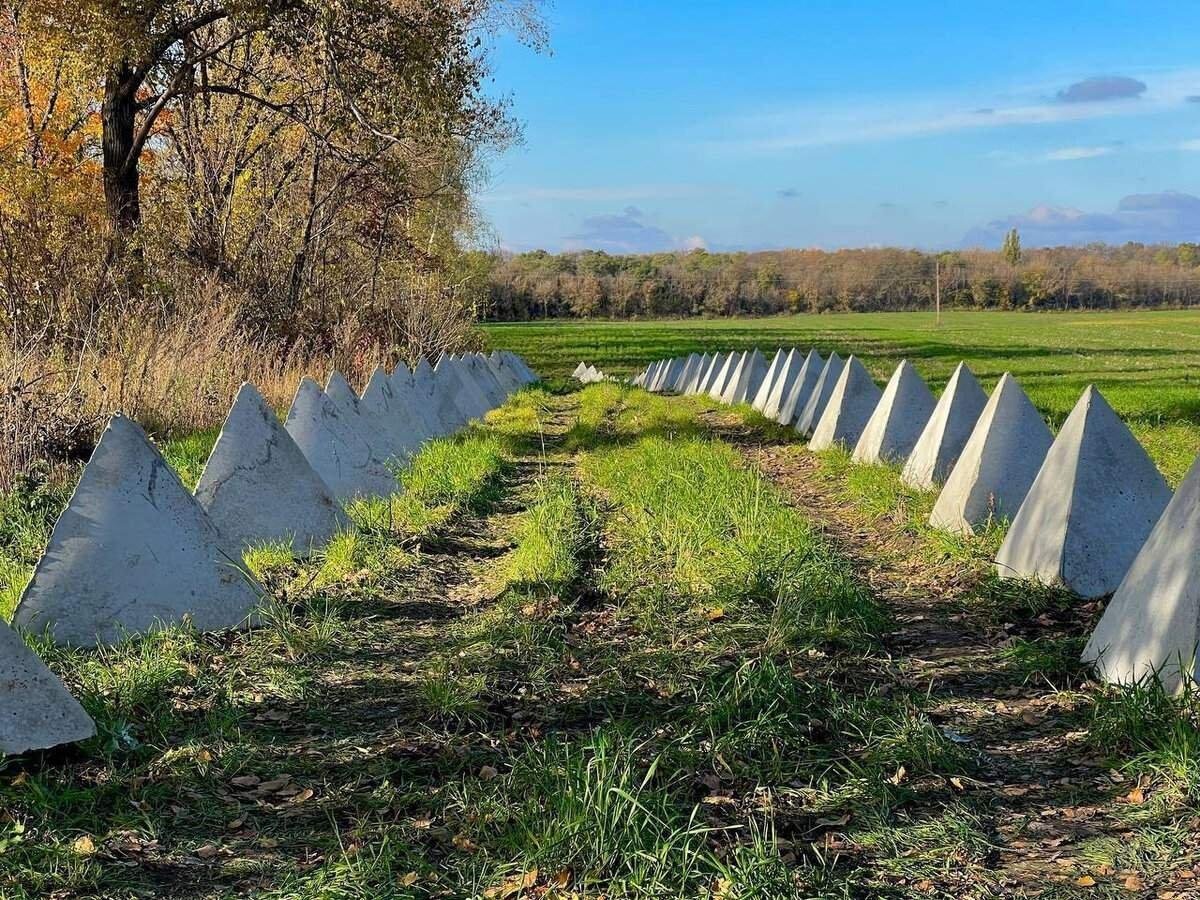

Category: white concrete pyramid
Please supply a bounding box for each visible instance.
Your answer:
[928,374,1053,535]
[852,360,936,465]
[995,386,1171,598]
[686,353,713,394]
[696,352,725,395]
[708,351,743,400]
[326,371,404,464]
[676,353,702,392]
[751,349,787,411]
[470,355,506,406]
[901,362,988,489]
[396,364,452,436]
[361,366,429,457]
[286,378,399,501]
[572,361,587,379]
[808,356,883,451]
[13,415,262,647]
[772,349,821,424]
[659,357,685,392]
[196,383,350,555]
[488,351,521,393]
[0,620,95,754]
[794,352,844,436]
[1083,451,1200,691]
[438,357,490,419]
[721,349,769,405]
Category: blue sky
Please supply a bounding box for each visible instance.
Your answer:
[478,0,1200,253]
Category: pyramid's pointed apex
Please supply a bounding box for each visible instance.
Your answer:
[901,362,988,489]
[0,620,95,754]
[13,414,262,647]
[852,360,935,465]
[809,358,883,451]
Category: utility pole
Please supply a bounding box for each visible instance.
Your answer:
[935,256,942,326]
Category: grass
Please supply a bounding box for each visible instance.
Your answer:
[485,310,1200,481]
[7,372,1200,897]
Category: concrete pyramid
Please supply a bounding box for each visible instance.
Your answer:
[286,378,399,501]
[808,356,883,451]
[901,362,988,489]
[658,357,685,392]
[397,364,453,436]
[470,355,506,406]
[438,357,490,419]
[772,349,821,424]
[196,383,350,555]
[708,351,743,400]
[696,352,726,395]
[852,360,936,465]
[13,415,262,647]
[501,351,535,384]
[928,373,1053,535]
[362,366,429,457]
[676,353,702,392]
[487,352,519,393]
[721,349,769,405]
[794,352,844,436]
[326,371,404,464]
[995,386,1170,598]
[1083,451,1200,691]
[751,349,787,411]
[686,353,713,394]
[0,620,95,754]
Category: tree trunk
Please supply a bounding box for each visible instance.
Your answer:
[102,65,141,238]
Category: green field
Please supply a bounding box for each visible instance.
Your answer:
[484,310,1200,482]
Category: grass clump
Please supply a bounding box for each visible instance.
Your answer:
[504,474,593,591]
[402,434,507,513]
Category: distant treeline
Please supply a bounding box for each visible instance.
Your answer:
[483,243,1200,319]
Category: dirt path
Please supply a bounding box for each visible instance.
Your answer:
[699,409,1197,898]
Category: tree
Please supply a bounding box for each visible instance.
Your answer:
[1002,227,1022,266]
[37,0,542,265]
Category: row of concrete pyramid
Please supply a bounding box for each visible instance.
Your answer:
[0,351,537,758]
[571,361,611,384]
[633,347,1200,693]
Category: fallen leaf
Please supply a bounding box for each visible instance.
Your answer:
[258,775,292,792]
[552,869,571,888]
[1076,875,1096,887]
[888,765,907,786]
[72,835,96,856]
[1124,786,1145,805]
[226,817,245,830]
[195,843,219,859]
[705,607,725,621]
[400,872,419,886]
[479,765,499,781]
[1123,873,1144,891]
[290,787,315,804]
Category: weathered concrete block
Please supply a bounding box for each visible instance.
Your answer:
[808,356,882,451]
[995,386,1170,598]
[0,620,95,754]
[928,373,1053,535]
[399,362,456,436]
[326,371,405,465]
[286,378,400,500]
[852,360,936,465]
[13,415,263,647]
[196,383,350,555]
[901,362,988,489]
[772,349,822,424]
[794,352,844,436]
[1083,450,1200,691]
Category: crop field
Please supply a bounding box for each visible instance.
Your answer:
[4,375,1200,898]
[484,310,1200,482]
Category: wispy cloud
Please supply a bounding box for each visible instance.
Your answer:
[706,68,1200,155]
[483,184,705,203]
[1044,145,1116,161]
[563,206,704,254]
[964,191,1200,247]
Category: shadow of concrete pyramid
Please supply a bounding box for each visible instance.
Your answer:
[751,349,788,410]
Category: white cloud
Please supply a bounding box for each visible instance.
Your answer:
[1044,146,1115,161]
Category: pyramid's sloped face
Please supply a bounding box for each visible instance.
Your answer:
[0,620,95,754]
[286,382,399,501]
[197,386,349,555]
[795,354,844,436]
[14,417,262,647]
[930,377,1053,534]
[901,365,988,489]
[852,363,936,464]
[996,389,1171,598]
[808,360,882,451]
[774,351,822,424]
[1084,453,1200,692]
